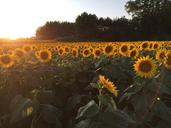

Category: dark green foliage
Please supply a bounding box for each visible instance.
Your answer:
[35,0,171,41]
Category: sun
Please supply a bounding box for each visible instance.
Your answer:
[0,19,35,39]
[0,0,74,40]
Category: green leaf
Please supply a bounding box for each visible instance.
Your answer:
[76,100,99,119]
[156,120,171,128]
[75,110,134,128]
[10,95,38,124]
[65,94,82,111]
[161,84,171,95]
[99,110,135,128]
[41,104,62,124]
[74,119,92,128]
[55,119,63,128]
[119,92,135,104]
[37,90,54,104]
[153,101,171,122]
[131,92,154,123]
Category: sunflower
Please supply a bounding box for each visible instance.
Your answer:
[14,48,25,60]
[104,45,114,56]
[82,48,91,57]
[153,43,159,50]
[55,47,58,51]
[155,49,166,61]
[71,48,79,57]
[134,56,157,78]
[93,48,101,58]
[164,51,171,69]
[98,75,118,97]
[64,47,70,53]
[129,49,139,60]
[148,43,153,50]
[0,49,3,55]
[23,45,32,53]
[140,42,149,50]
[22,106,33,117]
[7,50,14,56]
[119,44,129,56]
[129,44,136,50]
[58,48,65,56]
[0,54,15,68]
[90,47,94,52]
[35,49,52,63]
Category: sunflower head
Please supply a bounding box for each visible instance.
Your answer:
[93,48,101,58]
[134,56,157,78]
[140,42,149,50]
[82,48,91,57]
[36,49,52,63]
[0,49,3,55]
[98,75,118,97]
[129,44,135,50]
[119,44,129,56]
[71,48,79,57]
[23,45,32,53]
[0,54,15,68]
[129,49,139,60]
[64,47,70,53]
[153,43,159,50]
[156,49,166,61]
[164,51,171,69]
[14,48,25,60]
[104,45,113,55]
[7,50,14,55]
[58,48,65,56]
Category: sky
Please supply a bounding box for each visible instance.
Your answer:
[0,0,129,39]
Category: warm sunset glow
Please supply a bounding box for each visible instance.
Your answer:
[0,0,128,39]
[0,0,71,39]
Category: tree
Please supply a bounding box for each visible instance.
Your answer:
[75,12,99,40]
[126,0,166,18]
[125,0,171,40]
[98,17,113,26]
[36,21,76,40]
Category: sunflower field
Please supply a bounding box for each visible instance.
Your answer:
[0,41,171,128]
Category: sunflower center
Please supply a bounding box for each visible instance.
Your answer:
[84,50,89,55]
[142,43,148,49]
[1,56,11,64]
[153,44,158,49]
[121,45,128,53]
[72,50,77,56]
[138,60,152,73]
[130,50,136,57]
[90,48,93,52]
[105,46,113,53]
[65,47,69,52]
[59,49,63,54]
[149,44,153,49]
[40,52,48,60]
[95,50,101,56]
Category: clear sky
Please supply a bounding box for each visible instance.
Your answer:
[0,0,129,39]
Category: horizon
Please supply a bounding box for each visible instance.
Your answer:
[0,0,129,39]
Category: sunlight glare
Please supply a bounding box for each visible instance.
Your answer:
[0,0,71,39]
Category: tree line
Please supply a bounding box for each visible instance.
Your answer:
[35,0,171,41]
